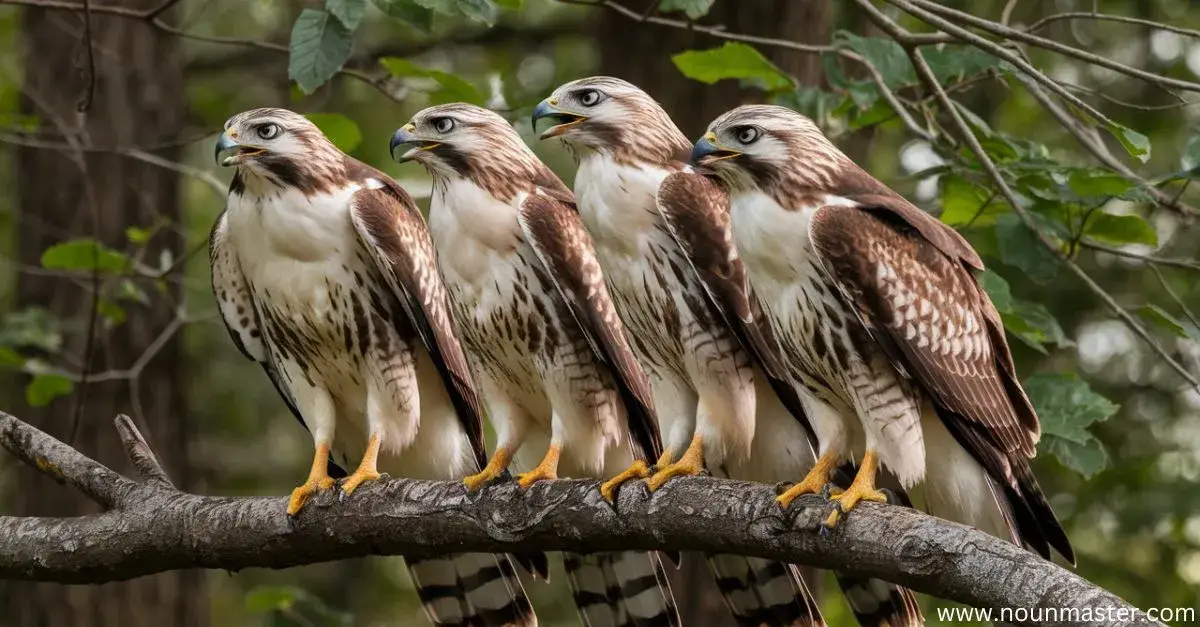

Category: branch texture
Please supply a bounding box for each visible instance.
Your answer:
[0,411,1157,627]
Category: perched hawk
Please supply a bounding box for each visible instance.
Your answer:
[390,103,680,627]
[690,104,1074,563]
[210,108,536,627]
[533,76,922,627]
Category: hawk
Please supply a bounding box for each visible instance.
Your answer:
[390,103,680,627]
[690,104,1074,564]
[210,108,536,627]
[533,76,922,627]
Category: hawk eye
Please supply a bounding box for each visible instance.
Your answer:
[578,89,604,107]
[735,126,761,145]
[256,123,280,140]
[433,117,455,134]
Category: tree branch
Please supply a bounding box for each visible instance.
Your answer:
[0,411,1158,627]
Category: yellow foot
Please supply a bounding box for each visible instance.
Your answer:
[339,433,383,497]
[599,460,651,502]
[776,450,840,510]
[463,446,513,492]
[339,468,382,496]
[517,444,561,489]
[824,449,887,528]
[646,435,704,492]
[287,475,336,517]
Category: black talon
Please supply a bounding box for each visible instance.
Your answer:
[773,481,795,496]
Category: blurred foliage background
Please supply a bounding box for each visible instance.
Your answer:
[0,0,1198,625]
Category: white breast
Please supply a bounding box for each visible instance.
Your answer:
[227,185,363,318]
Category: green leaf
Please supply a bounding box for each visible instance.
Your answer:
[41,239,128,273]
[289,9,355,94]
[1024,373,1119,445]
[939,175,993,226]
[125,226,151,245]
[97,300,127,326]
[494,0,523,7]
[0,346,23,368]
[326,0,367,30]
[835,32,913,87]
[1041,433,1110,478]
[771,86,843,123]
[411,0,457,13]
[245,586,305,612]
[1002,300,1073,353]
[0,308,62,353]
[379,57,485,104]
[1182,134,1200,173]
[304,113,362,152]
[1067,170,1136,198]
[995,213,1059,285]
[455,0,499,24]
[975,268,1012,311]
[923,46,999,83]
[672,43,794,91]
[1107,122,1151,163]
[25,374,73,407]
[372,0,435,31]
[1137,304,1190,338]
[659,0,714,19]
[1084,212,1158,246]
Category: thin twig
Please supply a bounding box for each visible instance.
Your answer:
[909,0,1200,95]
[1081,242,1200,271]
[123,148,226,198]
[1027,11,1200,39]
[1149,264,1200,332]
[558,0,836,54]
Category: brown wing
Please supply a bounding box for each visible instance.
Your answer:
[348,170,487,470]
[810,201,1073,562]
[655,170,818,447]
[518,188,662,461]
[810,202,1037,458]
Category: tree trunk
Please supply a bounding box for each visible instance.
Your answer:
[0,2,202,626]
[598,1,832,623]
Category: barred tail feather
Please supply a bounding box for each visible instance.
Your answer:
[564,551,680,627]
[834,573,923,627]
[407,553,536,627]
[705,554,825,627]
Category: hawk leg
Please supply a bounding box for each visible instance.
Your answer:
[463,446,514,491]
[646,434,704,491]
[340,433,383,496]
[517,444,561,489]
[825,449,888,528]
[599,459,651,503]
[776,449,840,509]
[287,442,337,517]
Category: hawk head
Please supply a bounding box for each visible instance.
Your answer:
[390,103,549,201]
[531,76,690,165]
[215,108,344,195]
[690,105,850,198]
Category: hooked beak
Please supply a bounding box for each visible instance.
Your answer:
[531,99,586,139]
[389,124,440,163]
[690,132,741,165]
[214,131,266,167]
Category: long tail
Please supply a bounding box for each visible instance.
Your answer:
[705,554,825,627]
[831,463,925,627]
[406,553,536,626]
[564,551,679,627]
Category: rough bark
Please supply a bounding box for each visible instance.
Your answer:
[0,2,200,626]
[0,411,1157,627]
